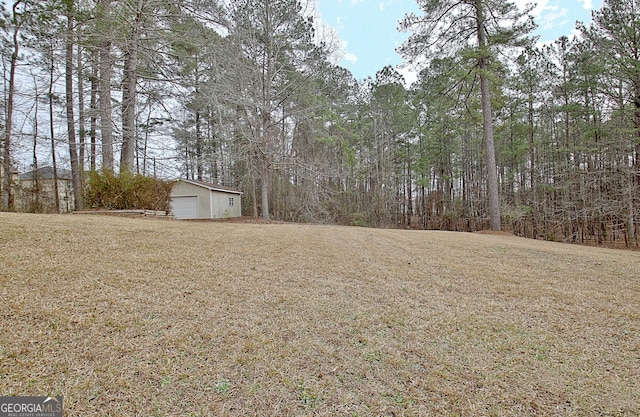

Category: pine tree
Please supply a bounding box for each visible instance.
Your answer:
[399,0,535,230]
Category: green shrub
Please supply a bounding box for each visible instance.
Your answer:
[84,170,173,211]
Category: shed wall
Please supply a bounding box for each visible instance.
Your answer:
[171,181,211,219]
[210,192,241,218]
[170,180,242,219]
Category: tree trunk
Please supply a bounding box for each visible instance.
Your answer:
[251,168,258,218]
[32,79,40,212]
[98,0,114,172]
[90,52,98,171]
[66,0,83,210]
[77,40,85,181]
[120,0,143,173]
[259,106,271,219]
[628,181,637,247]
[261,163,270,219]
[476,0,501,231]
[195,110,203,180]
[2,3,21,212]
[49,42,60,213]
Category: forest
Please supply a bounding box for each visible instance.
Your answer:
[0,0,638,247]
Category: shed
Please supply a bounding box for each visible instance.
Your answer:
[170,179,242,220]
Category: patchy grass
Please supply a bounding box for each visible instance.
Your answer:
[0,212,638,416]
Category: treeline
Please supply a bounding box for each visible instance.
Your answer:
[0,0,638,246]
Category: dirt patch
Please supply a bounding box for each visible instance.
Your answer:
[1,213,638,416]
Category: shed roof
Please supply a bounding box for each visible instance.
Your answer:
[176,179,243,195]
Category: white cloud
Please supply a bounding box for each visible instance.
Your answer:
[512,0,550,18]
[578,0,594,9]
[397,65,417,87]
[351,0,366,5]
[569,27,582,39]
[344,52,358,65]
[378,0,395,11]
[540,8,569,31]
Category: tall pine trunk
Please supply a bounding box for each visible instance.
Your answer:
[90,52,98,171]
[77,41,85,181]
[476,0,501,231]
[49,42,60,212]
[121,0,143,173]
[259,108,271,219]
[98,0,114,172]
[2,2,21,211]
[65,0,83,210]
[261,164,270,220]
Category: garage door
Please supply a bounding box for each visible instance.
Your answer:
[171,196,198,219]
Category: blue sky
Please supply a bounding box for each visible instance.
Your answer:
[316,0,604,83]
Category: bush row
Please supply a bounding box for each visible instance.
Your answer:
[84,171,173,211]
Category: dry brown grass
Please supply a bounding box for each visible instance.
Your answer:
[0,213,638,416]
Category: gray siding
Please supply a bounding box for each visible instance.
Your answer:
[170,180,242,219]
[171,181,210,219]
[211,193,241,218]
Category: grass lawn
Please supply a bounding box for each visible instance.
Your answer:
[0,212,638,416]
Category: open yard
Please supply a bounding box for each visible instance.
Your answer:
[0,213,638,416]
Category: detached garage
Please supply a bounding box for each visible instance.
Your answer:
[170,179,243,220]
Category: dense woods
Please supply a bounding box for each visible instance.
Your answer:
[0,0,638,246]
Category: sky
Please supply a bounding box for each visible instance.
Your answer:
[315,0,604,84]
